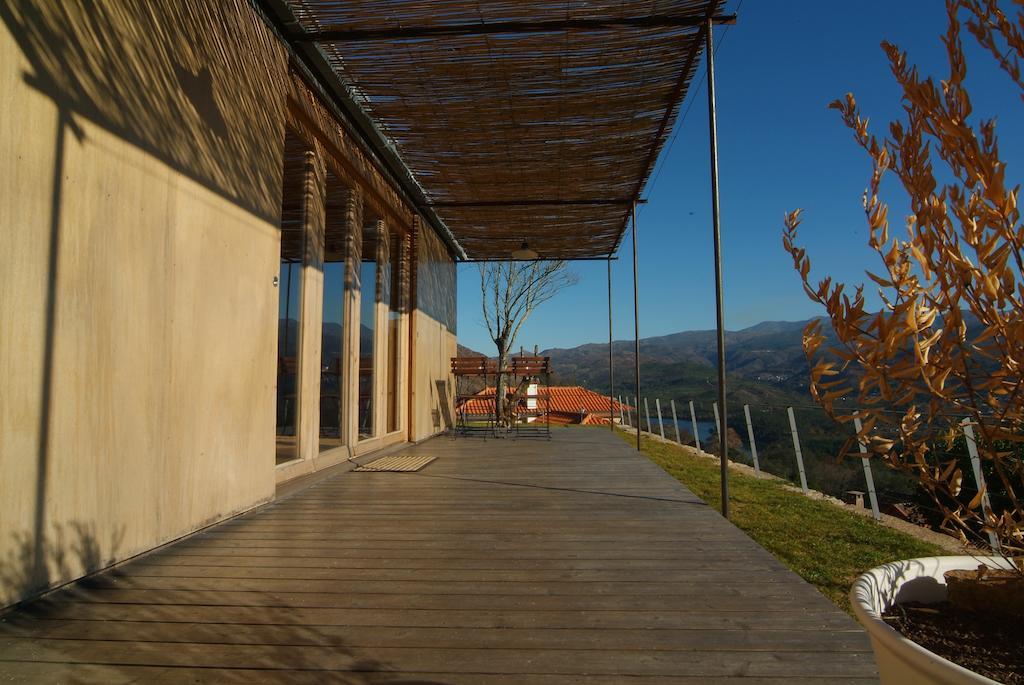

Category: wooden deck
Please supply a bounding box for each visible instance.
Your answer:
[0,428,878,683]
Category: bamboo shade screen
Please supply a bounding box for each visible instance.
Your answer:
[287,1,722,259]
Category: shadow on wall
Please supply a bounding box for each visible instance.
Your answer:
[0,0,287,605]
[0,522,124,608]
[414,219,457,439]
[435,380,453,431]
[0,0,287,223]
[416,231,457,334]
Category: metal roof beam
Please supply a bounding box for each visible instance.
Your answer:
[295,15,737,42]
[427,199,648,208]
[460,256,619,262]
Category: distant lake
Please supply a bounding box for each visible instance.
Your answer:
[624,411,716,444]
[630,415,751,457]
[654,418,716,444]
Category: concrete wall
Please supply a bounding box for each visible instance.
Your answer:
[0,0,288,605]
[411,224,458,442]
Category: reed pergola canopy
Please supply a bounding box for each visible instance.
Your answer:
[281,0,726,259]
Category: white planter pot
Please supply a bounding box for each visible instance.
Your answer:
[851,555,1014,685]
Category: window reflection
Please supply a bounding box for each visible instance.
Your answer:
[276,131,306,465]
[358,220,378,439]
[319,211,346,451]
[384,231,403,433]
[276,260,302,463]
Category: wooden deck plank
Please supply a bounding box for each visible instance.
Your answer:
[0,639,877,676]
[57,576,820,596]
[120,564,799,582]
[0,662,881,685]
[0,621,872,651]
[12,603,864,631]
[0,428,878,683]
[27,590,837,613]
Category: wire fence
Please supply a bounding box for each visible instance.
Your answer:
[615,394,1000,546]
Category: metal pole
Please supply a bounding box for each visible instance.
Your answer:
[670,400,682,444]
[743,404,761,476]
[643,397,652,435]
[706,17,729,518]
[631,203,641,451]
[787,407,809,494]
[655,399,666,439]
[607,258,614,431]
[852,415,881,521]
[961,418,1000,551]
[689,400,701,451]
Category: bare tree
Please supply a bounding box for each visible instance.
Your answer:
[480,260,578,425]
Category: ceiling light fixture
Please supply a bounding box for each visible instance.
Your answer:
[511,240,539,260]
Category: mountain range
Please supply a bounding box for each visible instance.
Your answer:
[459,318,833,407]
[463,310,986,409]
[541,318,831,405]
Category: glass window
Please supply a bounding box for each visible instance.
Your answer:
[319,207,346,452]
[383,231,403,433]
[276,259,302,464]
[358,220,378,439]
[276,132,306,465]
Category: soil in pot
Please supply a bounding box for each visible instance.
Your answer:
[882,601,1023,684]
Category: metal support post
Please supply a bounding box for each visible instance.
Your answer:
[689,400,701,451]
[787,407,809,494]
[852,415,881,520]
[670,400,682,444]
[631,203,641,451]
[607,257,614,431]
[706,17,729,518]
[961,418,1000,551]
[743,405,761,476]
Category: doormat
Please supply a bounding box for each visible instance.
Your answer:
[354,455,436,472]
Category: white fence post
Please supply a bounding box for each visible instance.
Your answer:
[670,400,682,444]
[643,398,652,435]
[618,395,626,426]
[655,399,666,439]
[787,407,809,494]
[961,418,1000,551]
[712,401,721,438]
[852,415,881,521]
[689,400,701,451]
[743,404,760,476]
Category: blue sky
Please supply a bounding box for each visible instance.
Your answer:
[456,0,1023,354]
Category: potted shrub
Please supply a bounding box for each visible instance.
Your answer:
[783,1,1023,682]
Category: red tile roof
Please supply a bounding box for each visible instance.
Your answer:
[458,386,630,423]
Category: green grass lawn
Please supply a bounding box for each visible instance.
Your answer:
[621,431,945,613]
